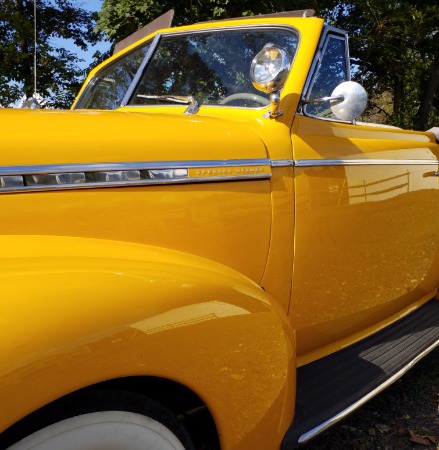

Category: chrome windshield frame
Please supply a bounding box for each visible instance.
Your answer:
[121,33,161,107]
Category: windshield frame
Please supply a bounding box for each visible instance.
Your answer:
[74,24,300,111]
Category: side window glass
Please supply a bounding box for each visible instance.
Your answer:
[76,42,151,109]
[304,36,348,119]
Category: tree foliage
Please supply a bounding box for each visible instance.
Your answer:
[96,0,313,42]
[322,0,439,130]
[0,0,100,108]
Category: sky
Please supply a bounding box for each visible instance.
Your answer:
[78,0,110,68]
[52,0,111,71]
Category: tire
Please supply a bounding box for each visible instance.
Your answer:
[2,390,195,450]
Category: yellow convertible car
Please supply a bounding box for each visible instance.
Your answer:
[0,9,438,450]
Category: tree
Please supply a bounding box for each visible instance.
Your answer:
[0,0,100,108]
[322,0,439,130]
[96,0,314,43]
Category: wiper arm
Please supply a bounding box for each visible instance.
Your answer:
[137,94,199,115]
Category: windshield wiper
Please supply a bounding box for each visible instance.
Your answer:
[137,94,199,115]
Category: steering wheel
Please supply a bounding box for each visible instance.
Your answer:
[219,93,270,106]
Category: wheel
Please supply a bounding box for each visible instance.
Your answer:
[2,390,195,450]
[219,92,269,106]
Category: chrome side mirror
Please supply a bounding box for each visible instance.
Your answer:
[302,81,367,123]
[329,81,367,122]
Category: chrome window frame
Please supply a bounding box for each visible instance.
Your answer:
[298,25,352,123]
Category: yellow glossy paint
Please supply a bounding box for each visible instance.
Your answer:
[0,108,274,286]
[0,108,268,165]
[0,236,295,450]
[291,116,439,364]
[1,11,439,450]
[0,182,271,284]
[260,166,295,312]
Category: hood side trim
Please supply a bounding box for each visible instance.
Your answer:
[0,159,279,194]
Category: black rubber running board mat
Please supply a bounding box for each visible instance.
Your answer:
[282,299,439,448]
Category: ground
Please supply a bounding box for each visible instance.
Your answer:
[301,348,439,450]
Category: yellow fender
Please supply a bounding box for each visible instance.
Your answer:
[0,235,295,450]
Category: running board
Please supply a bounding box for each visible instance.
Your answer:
[282,299,439,448]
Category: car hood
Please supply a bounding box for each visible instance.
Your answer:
[0,109,268,166]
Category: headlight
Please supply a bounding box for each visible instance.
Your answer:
[250,44,291,93]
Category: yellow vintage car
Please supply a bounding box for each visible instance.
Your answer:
[1,9,438,450]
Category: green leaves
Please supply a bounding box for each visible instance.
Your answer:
[95,0,313,40]
[321,0,439,129]
[0,0,101,108]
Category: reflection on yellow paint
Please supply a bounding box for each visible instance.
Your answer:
[344,166,437,204]
[296,165,439,209]
[132,301,250,334]
[293,160,439,359]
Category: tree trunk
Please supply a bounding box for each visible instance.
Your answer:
[414,51,439,131]
[15,0,33,98]
[393,72,403,124]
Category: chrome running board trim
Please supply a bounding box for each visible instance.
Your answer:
[298,336,439,443]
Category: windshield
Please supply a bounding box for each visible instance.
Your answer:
[76,27,299,110]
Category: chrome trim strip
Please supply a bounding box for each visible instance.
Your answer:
[298,336,439,444]
[0,159,271,176]
[0,174,271,194]
[295,159,439,167]
[0,159,272,194]
[271,159,294,167]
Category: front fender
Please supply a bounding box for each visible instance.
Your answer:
[0,235,295,450]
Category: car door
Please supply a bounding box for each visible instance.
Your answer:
[290,28,439,361]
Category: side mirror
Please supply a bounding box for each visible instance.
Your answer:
[302,81,367,122]
[329,81,367,122]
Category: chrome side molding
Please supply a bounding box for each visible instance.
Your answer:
[295,158,439,167]
[0,159,286,194]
